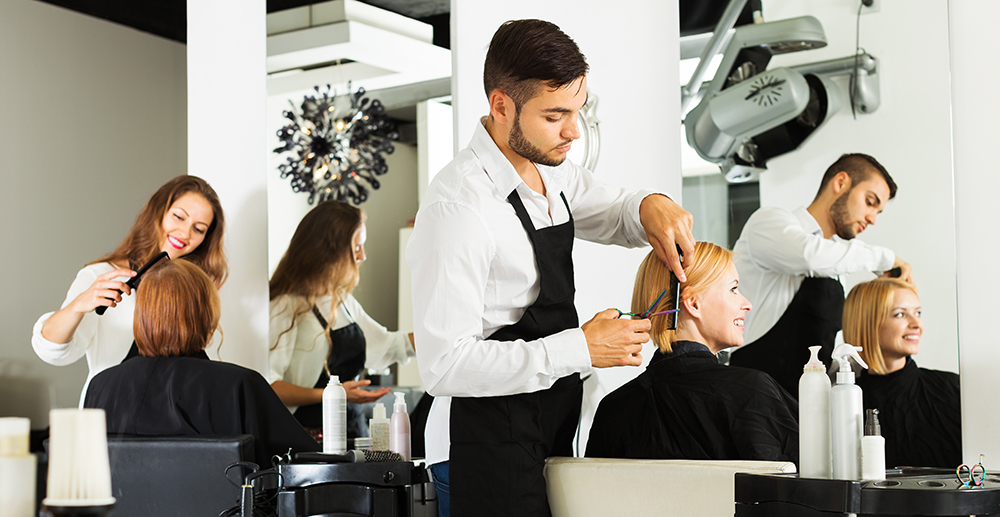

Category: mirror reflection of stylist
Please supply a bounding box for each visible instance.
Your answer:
[32,176,227,406]
[729,154,911,398]
[269,201,415,439]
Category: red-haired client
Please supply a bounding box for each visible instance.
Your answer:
[84,260,320,466]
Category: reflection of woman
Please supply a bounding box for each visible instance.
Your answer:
[844,278,961,468]
[32,176,227,405]
[85,260,319,467]
[587,242,798,462]
[269,201,414,438]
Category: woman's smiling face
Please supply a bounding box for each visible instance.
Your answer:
[878,287,923,365]
[160,192,214,259]
[697,263,752,353]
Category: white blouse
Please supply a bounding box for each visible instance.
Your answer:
[268,293,414,412]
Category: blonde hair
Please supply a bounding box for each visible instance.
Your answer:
[631,242,733,353]
[843,278,918,375]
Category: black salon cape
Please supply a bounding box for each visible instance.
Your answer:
[587,341,799,462]
[856,357,961,468]
[84,353,320,466]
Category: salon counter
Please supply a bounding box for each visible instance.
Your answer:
[735,469,1000,516]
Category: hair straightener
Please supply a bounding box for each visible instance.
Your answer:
[95,251,169,315]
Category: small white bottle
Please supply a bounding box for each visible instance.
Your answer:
[322,376,347,454]
[370,402,390,451]
[0,417,36,517]
[830,344,868,480]
[799,346,832,479]
[861,409,886,480]
[390,392,411,461]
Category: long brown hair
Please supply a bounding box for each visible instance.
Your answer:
[134,260,220,357]
[843,278,918,375]
[90,175,228,287]
[632,242,733,353]
[269,201,364,349]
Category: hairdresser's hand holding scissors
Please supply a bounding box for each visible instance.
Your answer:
[639,194,695,282]
[40,268,136,344]
[582,309,650,367]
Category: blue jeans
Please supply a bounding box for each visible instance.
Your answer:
[430,461,450,517]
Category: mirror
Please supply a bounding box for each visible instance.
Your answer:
[680,1,959,378]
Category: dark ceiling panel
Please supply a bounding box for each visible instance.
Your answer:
[36,0,186,42]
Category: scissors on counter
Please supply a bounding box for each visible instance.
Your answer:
[614,289,678,320]
[957,454,986,489]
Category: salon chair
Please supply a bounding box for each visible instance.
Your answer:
[106,434,254,517]
[544,457,796,517]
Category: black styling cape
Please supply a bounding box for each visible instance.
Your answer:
[856,357,961,468]
[587,341,799,462]
[84,352,320,466]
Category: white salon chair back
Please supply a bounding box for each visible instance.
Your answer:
[544,457,796,517]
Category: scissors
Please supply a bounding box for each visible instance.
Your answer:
[614,288,679,319]
[957,454,986,489]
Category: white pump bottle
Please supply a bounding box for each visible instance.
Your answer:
[830,344,868,480]
[799,345,832,478]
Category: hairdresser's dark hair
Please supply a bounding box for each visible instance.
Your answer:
[90,175,228,288]
[815,153,897,201]
[483,19,589,111]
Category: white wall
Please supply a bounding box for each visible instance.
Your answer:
[0,0,187,424]
[451,0,681,454]
[753,0,958,374]
[950,1,1000,466]
[188,0,269,375]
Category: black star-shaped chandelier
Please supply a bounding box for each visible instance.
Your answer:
[274,83,398,205]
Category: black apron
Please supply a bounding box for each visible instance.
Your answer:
[293,305,368,435]
[450,190,583,517]
[729,276,844,399]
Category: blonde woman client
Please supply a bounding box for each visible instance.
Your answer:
[269,201,414,438]
[844,278,960,468]
[587,242,798,461]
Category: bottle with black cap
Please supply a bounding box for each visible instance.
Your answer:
[861,408,886,480]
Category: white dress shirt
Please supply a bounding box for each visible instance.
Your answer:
[733,206,895,345]
[406,119,659,465]
[268,293,414,413]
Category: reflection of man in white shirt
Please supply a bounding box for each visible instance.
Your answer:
[730,153,912,396]
[406,19,694,517]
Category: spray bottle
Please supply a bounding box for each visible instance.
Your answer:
[390,392,411,461]
[798,346,832,478]
[830,344,868,480]
[322,376,347,454]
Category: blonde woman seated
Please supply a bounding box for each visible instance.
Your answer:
[587,242,798,462]
[844,278,960,468]
[85,260,320,466]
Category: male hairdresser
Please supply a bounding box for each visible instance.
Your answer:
[406,19,694,517]
[729,153,911,398]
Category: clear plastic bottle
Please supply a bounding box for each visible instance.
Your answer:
[322,376,347,454]
[799,345,832,479]
[830,344,868,480]
[370,402,390,451]
[861,409,886,480]
[390,392,411,461]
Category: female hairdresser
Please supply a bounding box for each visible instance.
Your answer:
[269,200,414,439]
[85,259,319,466]
[32,176,227,406]
[587,242,798,461]
[844,278,961,468]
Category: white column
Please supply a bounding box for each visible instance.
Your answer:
[187,0,269,375]
[950,1,1000,464]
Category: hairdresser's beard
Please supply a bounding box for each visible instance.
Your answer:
[508,112,567,167]
[830,191,858,240]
